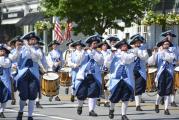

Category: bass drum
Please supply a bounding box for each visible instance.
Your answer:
[41,72,59,97]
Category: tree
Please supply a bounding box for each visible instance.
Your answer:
[41,0,159,35]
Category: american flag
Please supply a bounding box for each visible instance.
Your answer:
[64,22,72,41]
[54,17,64,42]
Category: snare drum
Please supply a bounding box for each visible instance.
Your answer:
[59,67,71,87]
[146,67,157,92]
[174,66,179,89]
[41,72,59,97]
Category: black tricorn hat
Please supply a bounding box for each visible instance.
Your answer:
[71,40,85,47]
[66,40,74,46]
[129,34,145,45]
[48,40,61,47]
[156,37,173,47]
[10,36,23,46]
[85,34,103,44]
[0,44,10,54]
[114,39,132,49]
[97,40,111,49]
[160,30,176,37]
[21,31,40,41]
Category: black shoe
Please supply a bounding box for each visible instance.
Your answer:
[164,109,170,115]
[96,99,100,106]
[16,112,23,120]
[0,112,6,118]
[77,106,82,115]
[28,116,33,120]
[49,97,53,102]
[160,97,164,105]
[11,99,16,105]
[155,105,159,113]
[136,106,143,111]
[71,95,75,102]
[171,102,178,107]
[141,99,145,103]
[89,110,98,117]
[36,102,43,108]
[104,102,110,107]
[65,88,69,94]
[109,110,114,119]
[55,96,61,101]
[122,115,129,120]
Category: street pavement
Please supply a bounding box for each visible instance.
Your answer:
[2,87,179,120]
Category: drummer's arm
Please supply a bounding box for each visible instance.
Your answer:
[148,53,157,66]
[46,54,54,71]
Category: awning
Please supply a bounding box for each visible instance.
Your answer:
[1,18,22,25]
[16,12,44,26]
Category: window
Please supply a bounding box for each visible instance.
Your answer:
[137,26,141,33]
[114,29,118,34]
[144,26,148,32]
[109,29,112,34]
[125,33,130,39]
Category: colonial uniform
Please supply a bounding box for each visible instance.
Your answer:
[74,35,104,116]
[0,44,11,118]
[63,40,75,95]
[9,36,23,105]
[107,40,136,120]
[97,40,112,107]
[47,40,63,101]
[10,32,42,120]
[35,41,48,108]
[129,34,149,111]
[161,30,179,107]
[148,37,175,115]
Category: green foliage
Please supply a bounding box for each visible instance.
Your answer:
[142,11,179,25]
[41,0,158,35]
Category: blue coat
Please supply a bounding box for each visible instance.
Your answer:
[0,56,12,103]
[108,52,135,96]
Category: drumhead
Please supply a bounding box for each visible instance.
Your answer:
[175,66,179,72]
[148,67,157,73]
[60,67,71,72]
[43,72,59,80]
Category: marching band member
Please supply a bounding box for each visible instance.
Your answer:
[47,40,63,102]
[107,40,136,120]
[74,35,104,117]
[0,44,11,118]
[105,35,119,53]
[9,32,42,120]
[148,37,176,115]
[160,30,179,107]
[105,35,120,47]
[97,40,111,107]
[34,41,48,109]
[129,34,149,111]
[68,40,85,103]
[96,35,119,106]
[63,40,75,96]
[9,36,23,105]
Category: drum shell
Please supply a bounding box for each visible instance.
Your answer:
[146,68,157,92]
[59,72,71,87]
[41,74,59,97]
[174,71,179,89]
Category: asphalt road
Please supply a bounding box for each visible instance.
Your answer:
[2,87,179,120]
